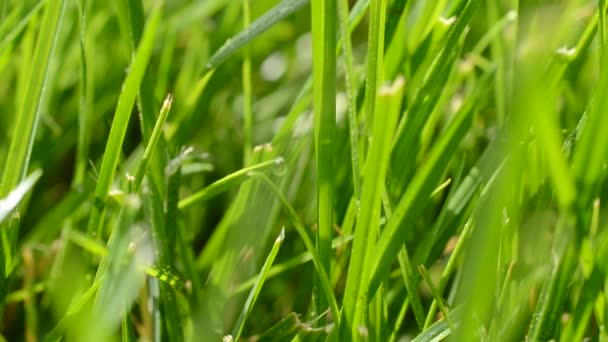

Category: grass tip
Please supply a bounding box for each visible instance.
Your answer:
[277,227,286,243]
[380,75,406,95]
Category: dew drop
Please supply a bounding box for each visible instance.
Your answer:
[273,157,287,176]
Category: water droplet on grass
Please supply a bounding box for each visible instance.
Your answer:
[273,157,286,176]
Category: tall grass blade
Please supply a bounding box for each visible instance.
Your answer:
[85,5,162,237]
[206,0,309,70]
[231,228,285,341]
[341,77,403,339]
[310,0,337,321]
[0,0,66,278]
[368,71,483,296]
[0,170,42,224]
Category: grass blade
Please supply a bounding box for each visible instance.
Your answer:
[242,0,253,165]
[85,4,162,237]
[0,0,66,277]
[132,94,173,192]
[73,0,90,187]
[0,1,45,52]
[310,0,337,321]
[411,307,463,342]
[178,157,283,210]
[367,72,481,296]
[206,0,309,70]
[341,76,404,339]
[231,228,285,341]
[337,0,362,199]
[252,172,340,325]
[418,265,453,329]
[0,170,43,224]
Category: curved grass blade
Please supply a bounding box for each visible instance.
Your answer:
[0,170,42,224]
[231,228,285,341]
[178,157,283,210]
[206,0,309,70]
[251,172,340,325]
[85,4,162,237]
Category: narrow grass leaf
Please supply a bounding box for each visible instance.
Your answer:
[418,265,453,329]
[178,157,283,210]
[0,170,42,224]
[73,0,90,187]
[242,0,253,165]
[424,220,474,329]
[368,72,479,296]
[132,94,173,192]
[411,307,463,342]
[341,77,403,338]
[338,0,362,199]
[206,0,309,70]
[310,0,337,320]
[251,172,340,324]
[0,0,66,275]
[235,234,353,294]
[232,228,285,341]
[85,5,162,236]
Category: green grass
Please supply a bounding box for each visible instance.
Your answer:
[2,0,608,341]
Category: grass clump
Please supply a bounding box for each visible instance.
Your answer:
[1,0,608,341]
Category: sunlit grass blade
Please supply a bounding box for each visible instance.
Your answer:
[310,0,337,321]
[0,170,42,224]
[367,71,482,296]
[341,76,403,338]
[231,228,285,341]
[178,157,283,210]
[85,4,162,237]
